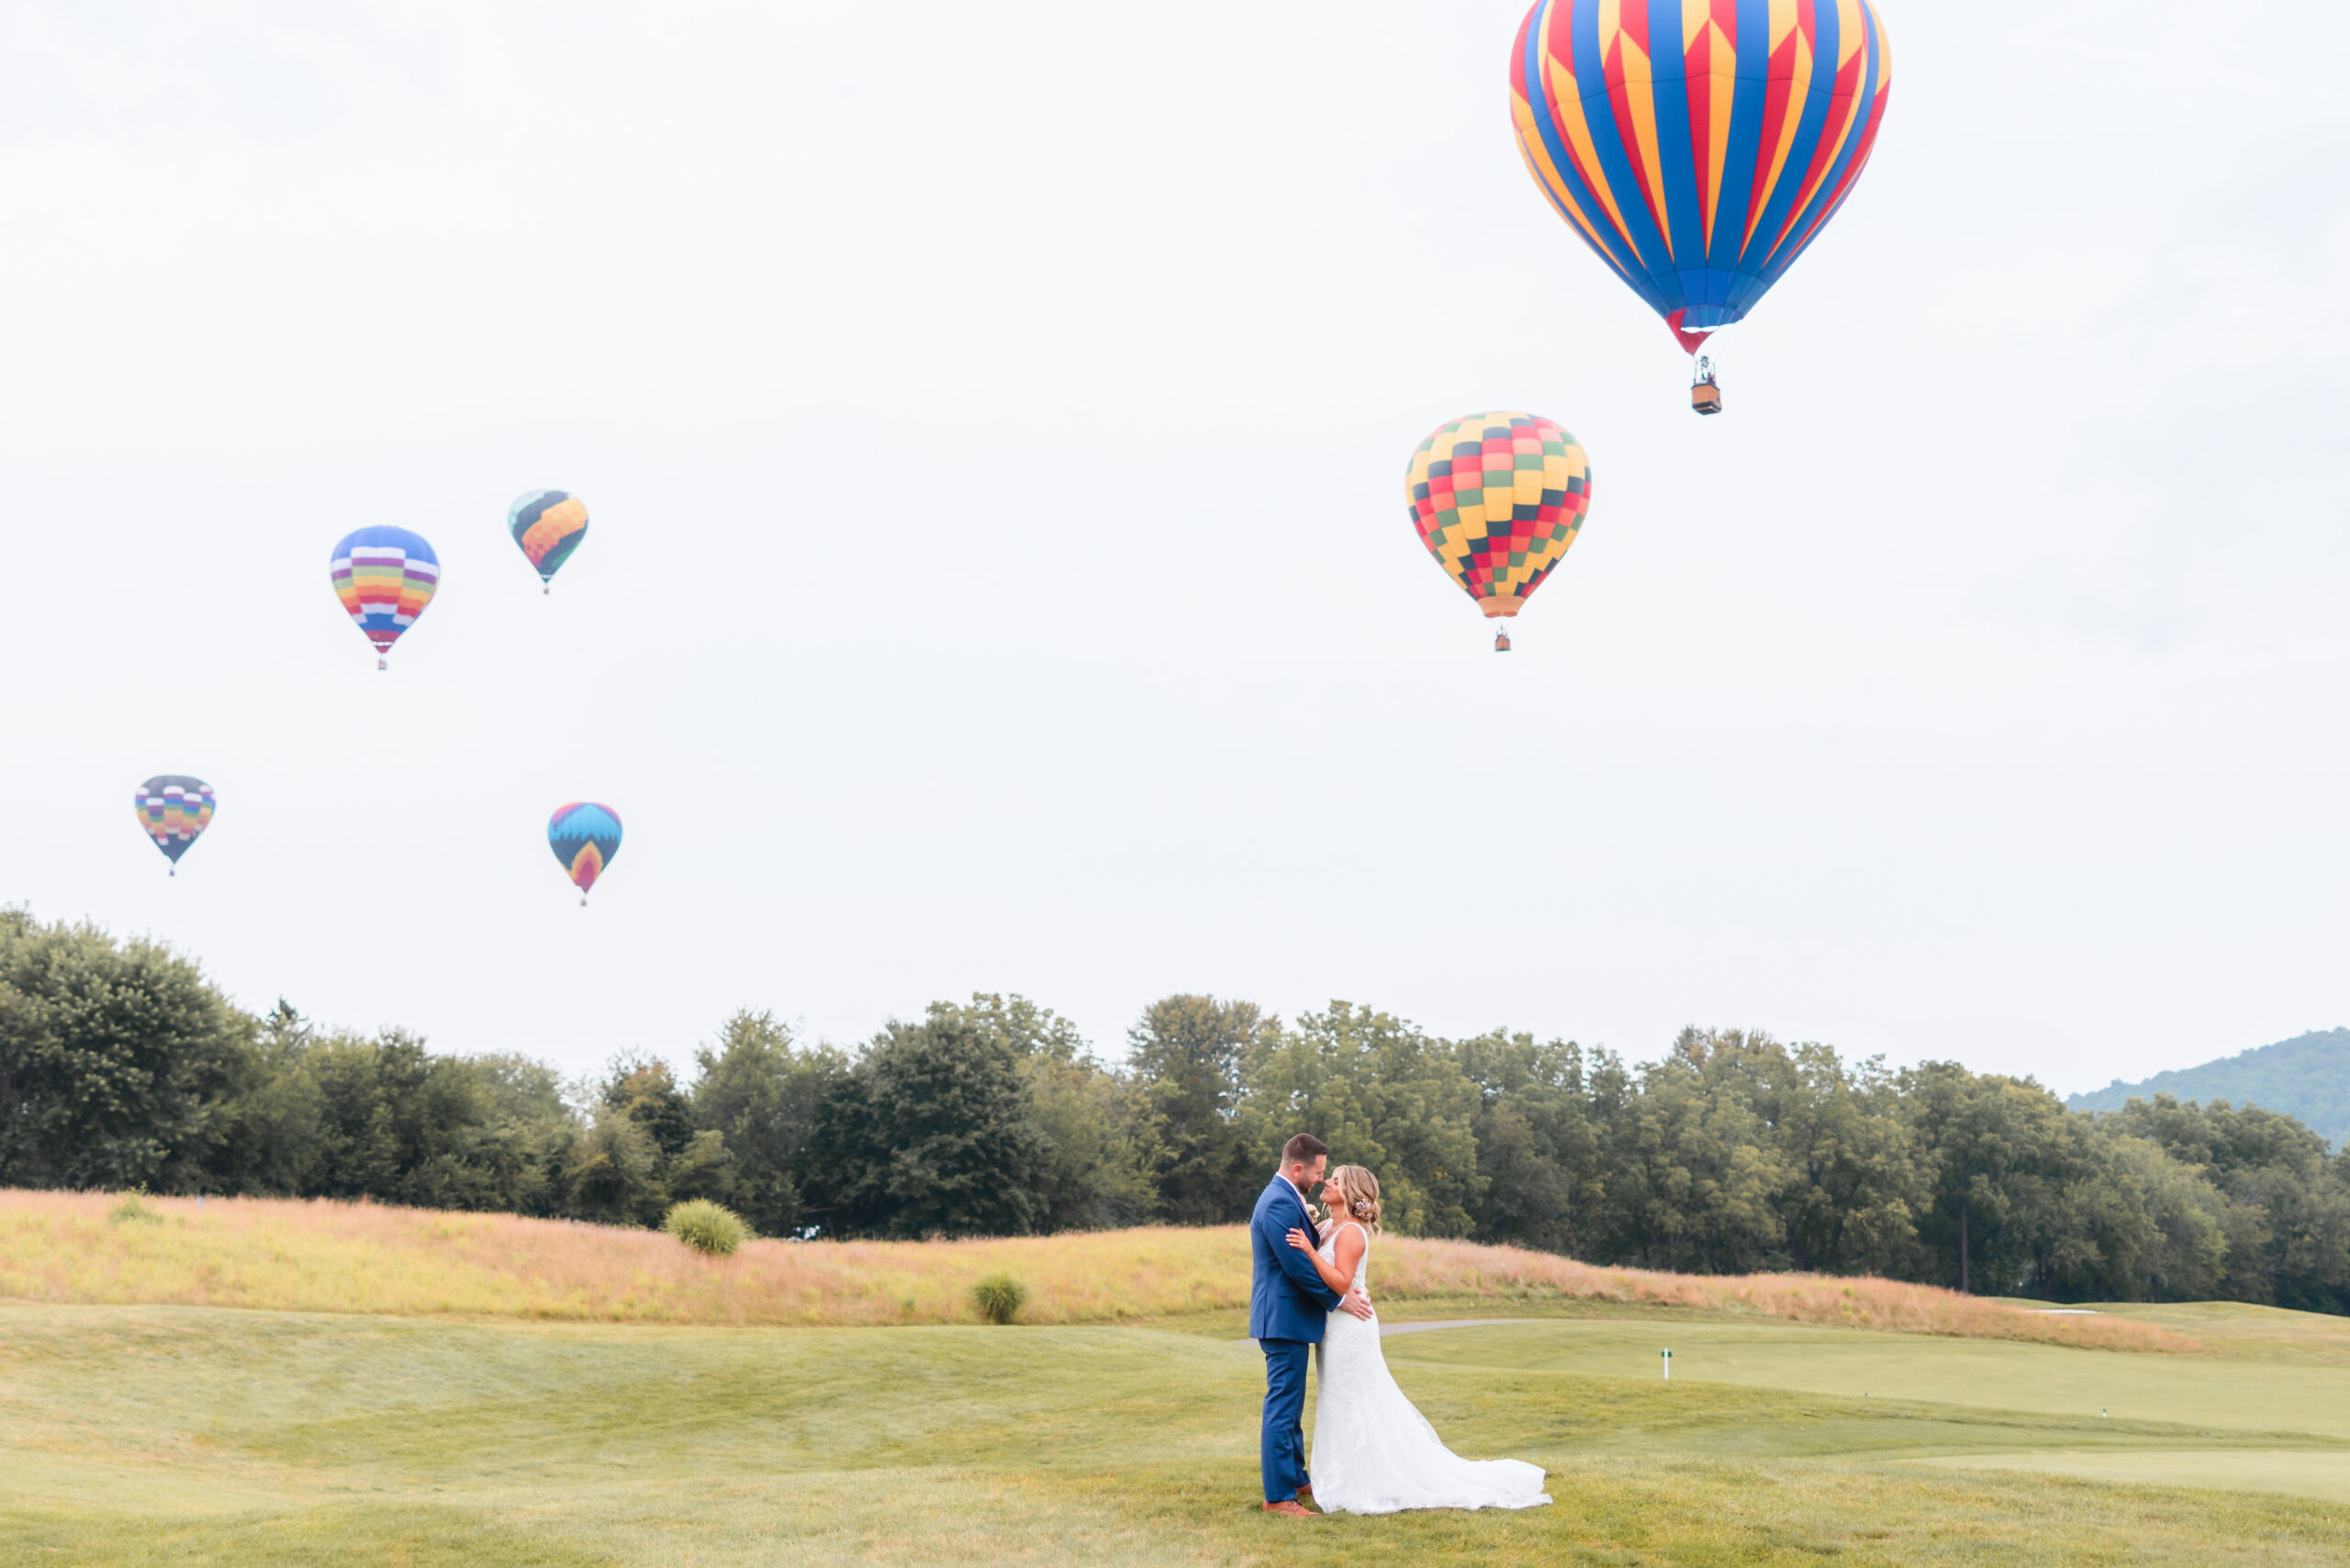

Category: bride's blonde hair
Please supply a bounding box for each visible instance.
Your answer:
[1327,1165,1382,1230]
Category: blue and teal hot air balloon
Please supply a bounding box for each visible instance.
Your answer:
[1510,0,1892,398]
[509,490,588,593]
[549,802,622,906]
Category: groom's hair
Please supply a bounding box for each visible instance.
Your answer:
[1281,1133,1327,1166]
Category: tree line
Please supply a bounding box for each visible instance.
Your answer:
[5,908,2346,1311]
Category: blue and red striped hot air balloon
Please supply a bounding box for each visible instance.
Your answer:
[548,802,622,906]
[330,526,440,669]
[1510,0,1892,394]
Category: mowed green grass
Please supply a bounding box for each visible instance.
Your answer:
[6,1304,2350,1566]
[1390,1318,2350,1506]
[1391,1318,2350,1442]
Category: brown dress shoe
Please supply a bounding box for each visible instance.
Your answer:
[1261,1499,1315,1518]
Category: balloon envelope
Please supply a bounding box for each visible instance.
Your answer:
[1510,0,1893,352]
[330,527,440,659]
[548,802,623,896]
[1405,412,1592,620]
[509,490,588,585]
[136,775,215,867]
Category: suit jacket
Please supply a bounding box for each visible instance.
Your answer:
[1248,1173,1343,1341]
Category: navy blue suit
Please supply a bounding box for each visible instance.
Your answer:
[1250,1173,1343,1503]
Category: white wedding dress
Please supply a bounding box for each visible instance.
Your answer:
[1308,1222,1551,1515]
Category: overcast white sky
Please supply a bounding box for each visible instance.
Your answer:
[3,1,2344,1094]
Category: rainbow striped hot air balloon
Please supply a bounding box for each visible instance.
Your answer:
[1405,412,1592,648]
[1510,0,1892,391]
[330,526,440,670]
[548,802,622,906]
[509,490,588,593]
[135,775,215,875]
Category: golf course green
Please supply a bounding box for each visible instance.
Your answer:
[6,1297,2349,1565]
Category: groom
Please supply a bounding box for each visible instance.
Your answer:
[1251,1132,1372,1517]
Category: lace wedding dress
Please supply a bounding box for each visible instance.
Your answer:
[1308,1223,1551,1515]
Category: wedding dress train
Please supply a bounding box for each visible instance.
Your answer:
[1308,1223,1552,1515]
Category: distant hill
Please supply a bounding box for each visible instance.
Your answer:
[2069,1028,2350,1151]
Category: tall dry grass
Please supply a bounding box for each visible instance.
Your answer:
[0,1188,2198,1352]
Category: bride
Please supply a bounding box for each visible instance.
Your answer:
[1285,1165,1552,1515]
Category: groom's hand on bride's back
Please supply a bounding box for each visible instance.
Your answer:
[1339,1289,1373,1321]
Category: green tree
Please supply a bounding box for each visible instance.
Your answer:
[664,1128,737,1207]
[1239,1002,1483,1237]
[420,1049,573,1214]
[260,1026,570,1214]
[2065,1126,2229,1300]
[0,911,254,1191]
[564,1103,665,1225]
[934,994,1154,1231]
[602,1056,697,1163]
[690,1010,843,1237]
[1902,1063,2089,1296]
[1598,1029,1794,1273]
[948,993,1089,1063]
[587,1052,740,1219]
[1452,1031,1608,1254]
[1763,1041,1924,1278]
[2113,1095,2350,1312]
[1127,994,1264,1224]
[207,999,330,1196]
[809,1012,1049,1238]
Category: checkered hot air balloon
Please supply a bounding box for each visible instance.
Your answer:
[1405,412,1592,649]
[135,775,215,876]
[548,802,622,906]
[1511,0,1892,388]
[509,489,588,594]
[330,526,440,670]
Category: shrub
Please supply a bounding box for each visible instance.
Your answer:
[107,1187,163,1226]
[662,1199,748,1257]
[970,1271,1026,1325]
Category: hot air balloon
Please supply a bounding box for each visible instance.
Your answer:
[1510,0,1893,409]
[1405,412,1592,649]
[548,802,622,906]
[509,490,588,593]
[135,776,215,875]
[330,527,440,669]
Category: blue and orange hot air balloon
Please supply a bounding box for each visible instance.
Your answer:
[509,490,588,593]
[1510,0,1892,408]
[548,802,622,906]
[330,527,440,669]
[135,775,215,875]
[1406,411,1593,649]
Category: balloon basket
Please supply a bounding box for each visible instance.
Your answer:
[1494,629,1513,654]
[543,585,551,596]
[1691,353,1722,416]
[376,655,388,671]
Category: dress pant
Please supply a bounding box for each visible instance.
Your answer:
[1259,1337,1311,1502]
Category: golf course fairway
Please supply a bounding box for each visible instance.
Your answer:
[6,1299,2349,1565]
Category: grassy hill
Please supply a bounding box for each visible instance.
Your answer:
[2068,1027,2350,1148]
[1,1189,2186,1352]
